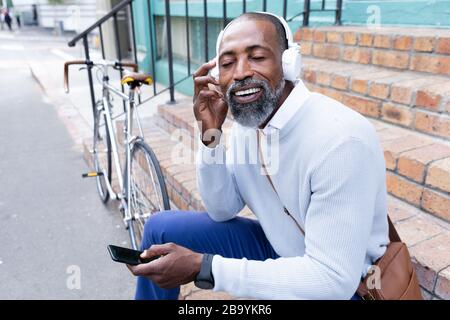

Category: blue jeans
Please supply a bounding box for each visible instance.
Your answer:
[134,210,361,300]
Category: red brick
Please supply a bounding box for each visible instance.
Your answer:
[387,195,419,222]
[181,179,197,203]
[294,29,302,42]
[301,28,314,41]
[342,47,371,64]
[316,71,331,86]
[382,135,432,170]
[421,189,450,221]
[331,75,349,90]
[435,267,450,300]
[412,259,437,292]
[398,144,450,183]
[415,81,450,112]
[326,31,341,43]
[386,172,423,206]
[303,69,316,83]
[411,55,450,76]
[381,102,414,127]
[390,77,444,106]
[426,157,450,193]
[369,82,390,99]
[351,79,368,95]
[415,90,442,111]
[390,85,414,105]
[394,36,413,51]
[373,34,392,48]
[173,170,196,190]
[413,37,436,52]
[342,93,381,118]
[343,32,357,45]
[170,188,189,211]
[358,33,373,47]
[414,111,450,139]
[396,216,445,247]
[313,43,340,60]
[313,30,326,42]
[372,50,409,69]
[314,85,344,102]
[410,233,450,291]
[300,41,312,55]
[436,38,450,54]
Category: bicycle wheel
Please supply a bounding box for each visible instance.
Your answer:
[127,140,170,249]
[93,108,112,203]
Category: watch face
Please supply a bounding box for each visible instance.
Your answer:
[194,280,214,290]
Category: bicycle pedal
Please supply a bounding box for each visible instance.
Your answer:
[82,172,104,178]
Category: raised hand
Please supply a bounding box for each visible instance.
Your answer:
[193,60,228,147]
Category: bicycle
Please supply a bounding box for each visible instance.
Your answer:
[64,59,170,250]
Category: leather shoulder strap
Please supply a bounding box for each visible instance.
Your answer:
[388,216,401,243]
[257,130,305,236]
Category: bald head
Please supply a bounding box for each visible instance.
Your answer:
[221,13,288,55]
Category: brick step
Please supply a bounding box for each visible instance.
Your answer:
[301,57,450,140]
[156,101,450,223]
[294,26,450,77]
[135,115,449,300]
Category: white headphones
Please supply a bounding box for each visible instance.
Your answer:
[210,12,302,82]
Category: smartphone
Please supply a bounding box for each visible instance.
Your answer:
[107,245,160,265]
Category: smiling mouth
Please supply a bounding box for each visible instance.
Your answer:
[232,87,263,104]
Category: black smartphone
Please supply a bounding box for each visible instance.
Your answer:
[107,245,159,265]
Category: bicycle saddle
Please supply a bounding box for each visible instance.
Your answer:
[121,71,153,87]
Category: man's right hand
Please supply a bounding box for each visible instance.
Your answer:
[193,60,228,147]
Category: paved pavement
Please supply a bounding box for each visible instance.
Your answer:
[0,27,138,299]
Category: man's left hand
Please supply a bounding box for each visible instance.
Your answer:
[127,243,203,289]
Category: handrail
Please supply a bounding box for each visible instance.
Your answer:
[68,0,132,47]
[287,0,343,26]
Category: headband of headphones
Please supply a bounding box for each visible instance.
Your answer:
[215,12,295,55]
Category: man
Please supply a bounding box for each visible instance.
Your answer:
[128,12,389,300]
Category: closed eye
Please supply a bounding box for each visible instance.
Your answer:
[221,61,233,68]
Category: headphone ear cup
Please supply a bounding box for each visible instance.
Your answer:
[282,46,302,82]
[211,65,219,80]
[210,57,219,80]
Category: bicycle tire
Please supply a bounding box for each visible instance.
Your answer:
[93,108,112,203]
[127,140,170,250]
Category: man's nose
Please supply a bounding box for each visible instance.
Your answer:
[233,58,254,81]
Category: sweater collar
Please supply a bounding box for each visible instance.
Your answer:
[260,79,312,136]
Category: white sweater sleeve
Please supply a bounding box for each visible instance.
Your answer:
[211,138,380,299]
[196,136,245,222]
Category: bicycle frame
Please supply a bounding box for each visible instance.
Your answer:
[65,58,170,250]
[94,63,147,232]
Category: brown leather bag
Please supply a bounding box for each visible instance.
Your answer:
[357,217,423,300]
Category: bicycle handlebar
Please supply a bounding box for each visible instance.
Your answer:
[64,60,88,93]
[64,60,139,93]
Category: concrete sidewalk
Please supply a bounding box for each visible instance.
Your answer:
[0,59,136,300]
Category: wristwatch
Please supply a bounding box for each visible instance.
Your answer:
[194,254,215,289]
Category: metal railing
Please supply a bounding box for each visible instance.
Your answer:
[288,0,343,26]
[68,0,343,116]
